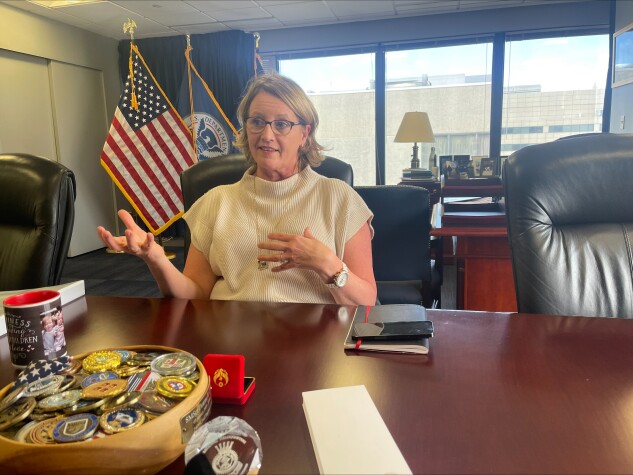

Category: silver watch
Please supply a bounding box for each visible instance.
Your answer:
[326,262,349,289]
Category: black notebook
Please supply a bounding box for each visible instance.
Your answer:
[343,304,431,355]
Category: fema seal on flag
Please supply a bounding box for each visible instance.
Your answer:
[185,113,231,160]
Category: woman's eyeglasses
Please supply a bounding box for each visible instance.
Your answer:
[245,117,304,136]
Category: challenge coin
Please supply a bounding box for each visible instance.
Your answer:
[126,352,162,366]
[81,371,120,388]
[137,391,178,414]
[0,397,36,431]
[63,397,107,415]
[14,419,39,443]
[82,350,122,373]
[30,410,63,421]
[37,389,83,412]
[58,374,77,393]
[53,413,99,443]
[101,391,141,412]
[114,364,141,378]
[183,370,200,382]
[99,407,145,434]
[82,379,128,399]
[112,349,135,364]
[151,352,197,376]
[29,415,64,444]
[24,375,65,398]
[58,358,82,375]
[0,384,27,412]
[156,376,195,399]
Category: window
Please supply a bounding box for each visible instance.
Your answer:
[279,53,376,185]
[502,35,609,155]
[385,42,493,184]
[271,30,609,185]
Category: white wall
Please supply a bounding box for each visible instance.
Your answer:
[0,3,120,255]
[0,49,57,159]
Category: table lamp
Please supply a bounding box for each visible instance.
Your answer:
[394,112,435,169]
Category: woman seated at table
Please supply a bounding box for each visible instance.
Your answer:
[97,73,376,306]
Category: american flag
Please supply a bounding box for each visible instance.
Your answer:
[100,44,196,234]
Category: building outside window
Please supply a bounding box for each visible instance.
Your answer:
[279,53,376,185]
[502,35,609,155]
[277,32,608,185]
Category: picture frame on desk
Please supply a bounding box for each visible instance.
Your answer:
[471,156,485,177]
[440,155,457,179]
[479,157,498,177]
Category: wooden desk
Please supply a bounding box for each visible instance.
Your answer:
[432,201,516,311]
[3,296,633,474]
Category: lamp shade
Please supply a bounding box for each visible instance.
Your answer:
[394,112,435,143]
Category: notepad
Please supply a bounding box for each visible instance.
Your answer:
[302,385,412,474]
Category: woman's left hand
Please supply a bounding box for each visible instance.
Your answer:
[258,227,338,280]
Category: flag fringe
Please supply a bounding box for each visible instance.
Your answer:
[100,158,183,236]
[129,42,138,110]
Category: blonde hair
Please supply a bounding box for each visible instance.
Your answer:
[235,73,325,168]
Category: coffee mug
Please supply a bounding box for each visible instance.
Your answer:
[3,290,68,368]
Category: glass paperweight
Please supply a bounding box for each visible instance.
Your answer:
[184,416,262,475]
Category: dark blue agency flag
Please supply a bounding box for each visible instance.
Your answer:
[177,46,239,161]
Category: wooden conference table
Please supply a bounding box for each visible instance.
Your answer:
[2,296,633,474]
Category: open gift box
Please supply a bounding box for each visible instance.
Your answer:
[203,354,255,405]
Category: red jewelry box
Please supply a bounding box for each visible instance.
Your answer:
[203,354,255,405]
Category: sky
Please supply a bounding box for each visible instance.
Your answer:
[279,35,610,93]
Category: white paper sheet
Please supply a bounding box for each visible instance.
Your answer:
[302,385,412,475]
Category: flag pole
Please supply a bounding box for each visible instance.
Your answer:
[106,19,138,256]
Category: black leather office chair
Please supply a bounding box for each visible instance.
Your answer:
[180,153,353,261]
[0,153,76,291]
[355,185,441,308]
[504,133,633,318]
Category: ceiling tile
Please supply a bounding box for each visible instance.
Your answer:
[256,0,315,5]
[185,0,257,13]
[396,1,459,14]
[170,21,230,34]
[109,0,200,16]
[326,1,395,17]
[264,1,335,22]
[207,7,271,21]
[145,11,218,27]
[222,16,283,31]
[52,1,142,23]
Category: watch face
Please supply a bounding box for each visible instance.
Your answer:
[335,271,349,288]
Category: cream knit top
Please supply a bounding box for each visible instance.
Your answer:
[183,166,373,303]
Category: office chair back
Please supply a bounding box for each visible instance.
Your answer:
[504,133,633,318]
[180,153,354,260]
[0,153,76,291]
[355,185,438,307]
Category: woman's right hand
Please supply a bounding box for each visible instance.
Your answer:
[96,210,165,262]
